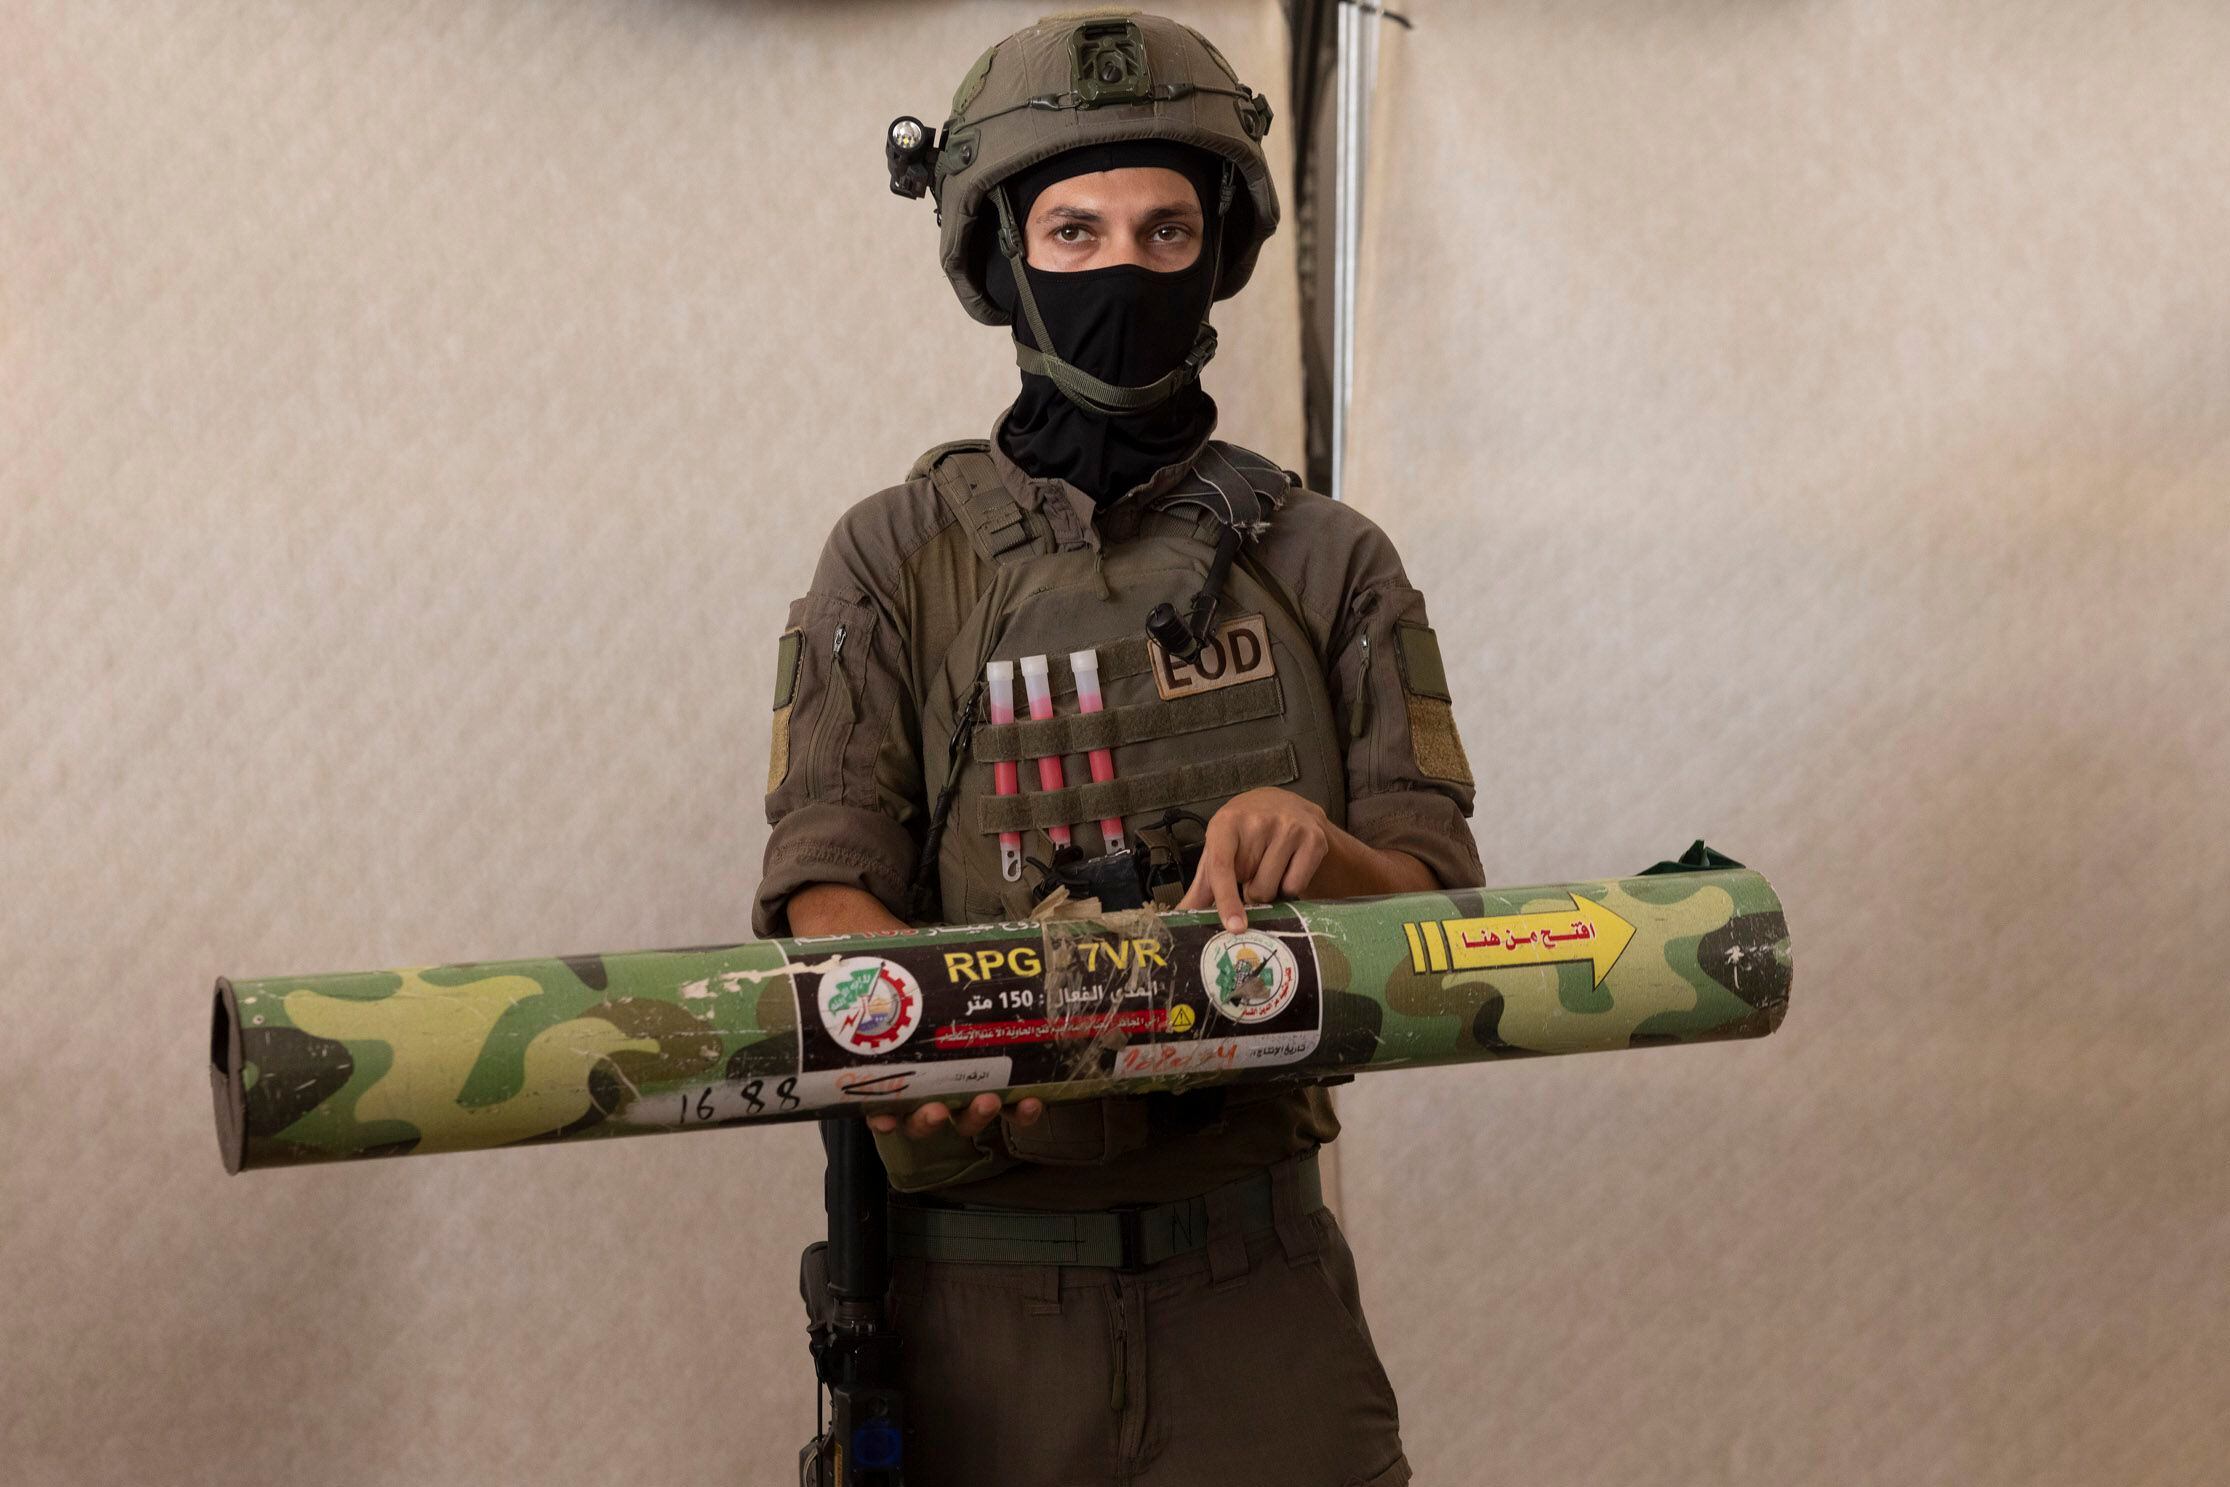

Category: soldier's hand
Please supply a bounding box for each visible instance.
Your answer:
[868,1092,1044,1140]
[1176,786,1334,932]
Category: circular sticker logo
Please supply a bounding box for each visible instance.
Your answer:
[817,957,923,1056]
[1200,930,1300,1024]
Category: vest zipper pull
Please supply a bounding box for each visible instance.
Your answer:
[830,624,856,723]
[1350,632,1373,740]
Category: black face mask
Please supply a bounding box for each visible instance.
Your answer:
[1006,251,1218,394]
[988,250,1220,505]
[983,144,1227,505]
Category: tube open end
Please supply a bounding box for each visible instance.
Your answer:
[210,979,247,1174]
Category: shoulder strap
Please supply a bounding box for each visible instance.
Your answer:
[1145,439,1296,536]
[1207,440,1300,502]
[905,438,987,483]
[909,441,1042,566]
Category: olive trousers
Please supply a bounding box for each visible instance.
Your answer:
[865,1170,1410,1487]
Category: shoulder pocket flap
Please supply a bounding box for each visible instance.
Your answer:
[772,628,804,711]
[1395,622,1452,702]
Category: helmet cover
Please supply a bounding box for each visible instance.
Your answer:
[922,9,1280,326]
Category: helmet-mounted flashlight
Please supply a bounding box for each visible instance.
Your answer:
[886,115,939,199]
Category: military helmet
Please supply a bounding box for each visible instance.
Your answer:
[887,9,1280,329]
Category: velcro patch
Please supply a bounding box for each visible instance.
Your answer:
[1407,696,1473,785]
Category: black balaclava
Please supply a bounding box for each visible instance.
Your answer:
[985,141,1227,505]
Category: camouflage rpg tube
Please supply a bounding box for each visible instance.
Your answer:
[211,867,1790,1172]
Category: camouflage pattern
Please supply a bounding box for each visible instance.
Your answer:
[211,867,1790,1173]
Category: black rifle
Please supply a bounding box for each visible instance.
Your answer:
[800,1118,904,1486]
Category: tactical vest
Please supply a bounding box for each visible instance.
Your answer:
[911,441,1350,926]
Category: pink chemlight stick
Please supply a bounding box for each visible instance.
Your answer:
[1017,654,1073,850]
[1068,647,1127,852]
[984,661,1024,880]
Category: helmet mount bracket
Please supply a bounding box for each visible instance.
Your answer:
[1069,20,1153,107]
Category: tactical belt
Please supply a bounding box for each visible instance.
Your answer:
[889,1150,1322,1271]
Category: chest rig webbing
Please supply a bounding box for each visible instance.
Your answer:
[907,441,1347,924]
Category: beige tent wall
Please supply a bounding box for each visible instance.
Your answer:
[0,4,1296,1484]
[1335,4,2228,1486]
[7,3,2227,1485]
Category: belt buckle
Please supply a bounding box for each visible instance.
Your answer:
[1112,1206,1149,1271]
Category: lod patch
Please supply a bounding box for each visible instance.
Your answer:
[1150,612,1277,701]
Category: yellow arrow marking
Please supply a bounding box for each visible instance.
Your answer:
[1404,894,1637,987]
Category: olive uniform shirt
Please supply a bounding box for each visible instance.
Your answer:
[755,418,1482,1210]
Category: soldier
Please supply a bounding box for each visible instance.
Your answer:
[757,12,1480,1485]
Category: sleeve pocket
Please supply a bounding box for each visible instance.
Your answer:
[765,593,879,814]
[1393,622,1470,784]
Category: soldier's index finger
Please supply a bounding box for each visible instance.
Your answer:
[1176,835,1231,911]
[1210,855,1246,932]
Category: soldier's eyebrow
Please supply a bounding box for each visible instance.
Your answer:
[1039,201,1202,226]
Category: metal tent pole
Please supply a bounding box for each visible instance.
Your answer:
[1329,2,1408,503]
[1331,0,1355,503]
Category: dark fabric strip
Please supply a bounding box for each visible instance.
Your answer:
[977,743,1298,833]
[974,676,1282,761]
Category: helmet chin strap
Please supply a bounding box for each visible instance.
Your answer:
[991,166,1231,417]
